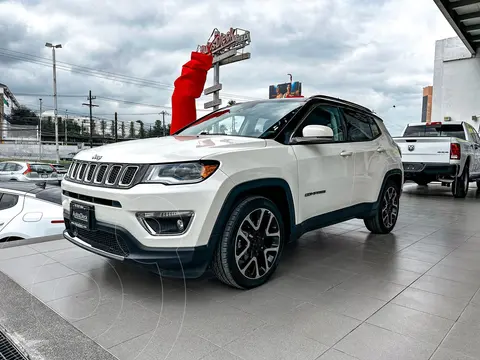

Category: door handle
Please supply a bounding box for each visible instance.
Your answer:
[0,223,4,227]
[340,151,353,157]
[377,147,386,153]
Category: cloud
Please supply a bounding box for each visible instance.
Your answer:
[0,0,456,134]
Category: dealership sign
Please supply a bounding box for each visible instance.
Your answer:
[198,27,251,110]
[197,27,251,62]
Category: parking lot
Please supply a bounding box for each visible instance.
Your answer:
[1,183,480,360]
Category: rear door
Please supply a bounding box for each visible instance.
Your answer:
[341,108,388,205]
[0,192,23,232]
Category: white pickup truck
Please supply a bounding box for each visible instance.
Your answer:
[394,121,480,198]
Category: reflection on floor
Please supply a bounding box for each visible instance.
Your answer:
[1,183,480,360]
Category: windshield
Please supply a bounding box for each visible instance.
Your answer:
[178,100,304,138]
[403,124,465,140]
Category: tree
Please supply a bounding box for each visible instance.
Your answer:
[152,120,163,137]
[227,100,237,106]
[121,122,126,138]
[10,105,39,125]
[128,121,135,138]
[100,120,106,138]
[136,120,146,139]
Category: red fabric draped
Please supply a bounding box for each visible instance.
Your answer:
[170,52,213,135]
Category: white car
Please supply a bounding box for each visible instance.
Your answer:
[0,161,60,184]
[394,121,480,197]
[62,96,403,289]
[0,183,64,241]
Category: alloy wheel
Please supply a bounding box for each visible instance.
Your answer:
[381,186,399,229]
[234,208,281,280]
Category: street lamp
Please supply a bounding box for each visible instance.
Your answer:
[38,98,42,160]
[45,42,62,163]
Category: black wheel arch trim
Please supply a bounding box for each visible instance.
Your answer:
[373,169,403,211]
[205,178,296,263]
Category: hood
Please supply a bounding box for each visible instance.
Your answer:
[74,135,266,163]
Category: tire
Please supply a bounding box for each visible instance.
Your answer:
[477,180,480,189]
[211,196,285,289]
[364,179,400,234]
[452,165,469,198]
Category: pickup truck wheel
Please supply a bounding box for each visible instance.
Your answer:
[364,180,400,234]
[476,180,480,189]
[211,196,285,289]
[452,165,469,198]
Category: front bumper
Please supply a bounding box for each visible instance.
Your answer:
[63,218,213,278]
[61,169,231,249]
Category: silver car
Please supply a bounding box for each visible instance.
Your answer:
[0,161,60,183]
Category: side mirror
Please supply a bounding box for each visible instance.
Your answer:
[291,125,334,144]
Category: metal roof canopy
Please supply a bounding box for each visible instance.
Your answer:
[434,0,480,55]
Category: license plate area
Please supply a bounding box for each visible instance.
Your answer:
[70,202,95,230]
[403,162,426,172]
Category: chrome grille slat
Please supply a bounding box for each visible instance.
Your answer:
[95,165,108,184]
[106,165,122,185]
[119,166,139,186]
[77,163,87,180]
[85,164,97,182]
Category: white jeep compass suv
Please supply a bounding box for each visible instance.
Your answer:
[62,96,403,289]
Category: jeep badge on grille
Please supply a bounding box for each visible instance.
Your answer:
[92,154,103,160]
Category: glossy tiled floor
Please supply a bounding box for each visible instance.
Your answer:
[2,183,480,360]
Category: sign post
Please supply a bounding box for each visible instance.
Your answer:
[198,27,251,111]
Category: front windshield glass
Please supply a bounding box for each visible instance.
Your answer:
[178,100,304,138]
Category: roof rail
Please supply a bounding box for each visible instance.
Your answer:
[308,95,373,113]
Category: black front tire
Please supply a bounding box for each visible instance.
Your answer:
[477,180,480,189]
[364,179,400,234]
[452,165,469,198]
[211,196,285,289]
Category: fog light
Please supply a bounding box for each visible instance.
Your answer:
[136,211,194,236]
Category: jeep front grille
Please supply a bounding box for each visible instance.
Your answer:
[66,161,143,188]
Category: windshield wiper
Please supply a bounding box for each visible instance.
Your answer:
[199,132,227,135]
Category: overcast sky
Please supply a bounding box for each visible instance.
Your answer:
[1,0,456,135]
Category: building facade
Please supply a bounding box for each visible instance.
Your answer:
[432,37,480,128]
[421,86,433,123]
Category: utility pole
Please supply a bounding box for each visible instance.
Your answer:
[38,98,42,160]
[159,110,170,136]
[114,112,118,142]
[65,109,68,145]
[82,90,98,148]
[45,42,62,163]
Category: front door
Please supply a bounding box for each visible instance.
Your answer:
[291,104,354,223]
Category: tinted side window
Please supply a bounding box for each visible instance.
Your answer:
[370,117,382,138]
[4,163,17,172]
[0,163,5,171]
[295,105,345,142]
[343,109,373,141]
[0,193,19,210]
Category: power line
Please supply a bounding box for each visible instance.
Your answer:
[0,48,261,101]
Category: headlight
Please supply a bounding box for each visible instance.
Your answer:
[142,161,219,185]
